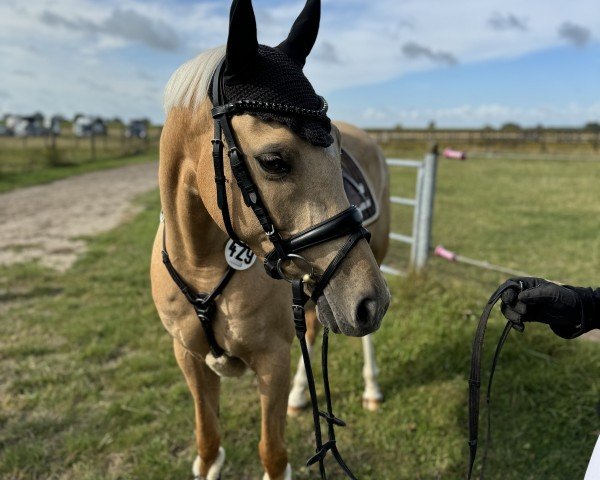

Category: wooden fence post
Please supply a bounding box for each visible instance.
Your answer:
[90,132,97,162]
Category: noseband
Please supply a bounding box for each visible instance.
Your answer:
[162,58,370,479]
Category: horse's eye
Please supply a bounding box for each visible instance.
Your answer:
[255,153,291,176]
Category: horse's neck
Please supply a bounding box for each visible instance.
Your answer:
[159,110,226,271]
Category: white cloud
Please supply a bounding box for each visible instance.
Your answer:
[38,8,182,51]
[359,102,600,128]
[303,0,598,93]
[0,0,598,124]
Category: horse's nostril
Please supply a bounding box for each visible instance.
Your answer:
[356,297,378,326]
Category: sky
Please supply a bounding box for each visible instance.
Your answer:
[1,0,599,128]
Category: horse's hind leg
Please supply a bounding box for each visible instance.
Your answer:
[287,306,318,415]
[254,350,292,480]
[173,340,224,480]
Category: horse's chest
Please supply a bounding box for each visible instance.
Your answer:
[155,261,293,356]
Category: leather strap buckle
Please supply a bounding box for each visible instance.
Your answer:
[211,103,236,118]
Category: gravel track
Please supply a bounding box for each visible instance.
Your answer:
[0,162,158,271]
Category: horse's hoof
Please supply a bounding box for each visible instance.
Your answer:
[287,404,305,417]
[362,397,382,411]
[193,447,225,480]
[263,463,292,480]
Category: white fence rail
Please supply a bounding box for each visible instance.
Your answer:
[385,147,438,271]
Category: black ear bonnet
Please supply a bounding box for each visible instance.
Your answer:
[216,0,333,147]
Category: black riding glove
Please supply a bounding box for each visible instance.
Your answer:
[500,277,600,339]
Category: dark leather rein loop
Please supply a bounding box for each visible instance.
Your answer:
[468,280,524,480]
[292,279,358,480]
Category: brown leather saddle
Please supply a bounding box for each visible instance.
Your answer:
[342,148,379,226]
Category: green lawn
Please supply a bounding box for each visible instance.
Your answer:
[387,151,600,286]
[0,134,158,193]
[0,151,598,479]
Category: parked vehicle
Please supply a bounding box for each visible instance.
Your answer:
[125,119,148,139]
[6,114,46,137]
[73,116,107,137]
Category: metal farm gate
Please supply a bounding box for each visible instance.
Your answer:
[383,146,438,274]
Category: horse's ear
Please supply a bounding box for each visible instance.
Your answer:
[277,0,321,67]
[224,0,258,83]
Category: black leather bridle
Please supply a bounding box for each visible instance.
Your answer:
[162,57,371,479]
[209,58,369,287]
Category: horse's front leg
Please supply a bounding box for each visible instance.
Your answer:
[254,348,293,480]
[287,306,318,415]
[173,340,225,480]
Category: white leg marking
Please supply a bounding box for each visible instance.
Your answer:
[263,463,292,480]
[362,335,383,404]
[288,344,312,410]
[193,446,225,480]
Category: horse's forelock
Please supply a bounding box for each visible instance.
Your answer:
[163,45,226,114]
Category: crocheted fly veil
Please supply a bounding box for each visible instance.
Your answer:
[220,0,333,147]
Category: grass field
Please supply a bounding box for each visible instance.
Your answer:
[0,133,159,193]
[0,148,598,479]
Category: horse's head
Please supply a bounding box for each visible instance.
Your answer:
[165,0,389,336]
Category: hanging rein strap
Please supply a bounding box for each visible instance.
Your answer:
[292,279,357,480]
[160,219,234,358]
[468,280,524,480]
[287,225,368,480]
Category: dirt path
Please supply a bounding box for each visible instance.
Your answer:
[0,162,158,271]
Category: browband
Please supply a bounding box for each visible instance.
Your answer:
[211,97,329,119]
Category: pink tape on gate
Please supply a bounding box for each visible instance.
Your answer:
[443,148,467,160]
[434,245,457,261]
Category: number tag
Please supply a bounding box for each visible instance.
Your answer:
[224,239,256,271]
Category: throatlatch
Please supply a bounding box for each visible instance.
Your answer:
[467,280,525,480]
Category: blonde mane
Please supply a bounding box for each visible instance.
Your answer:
[163,45,226,114]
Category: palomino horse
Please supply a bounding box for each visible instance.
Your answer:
[287,122,390,415]
[150,1,390,479]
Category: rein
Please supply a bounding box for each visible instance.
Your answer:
[468,280,524,480]
[292,279,357,479]
[162,57,370,479]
